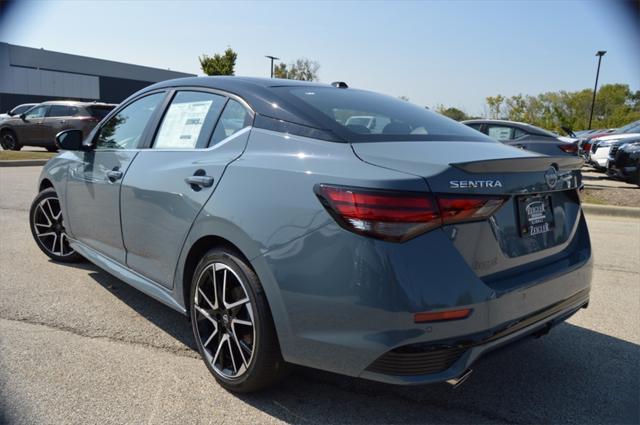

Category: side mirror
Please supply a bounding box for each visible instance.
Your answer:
[19,113,26,120]
[56,129,86,151]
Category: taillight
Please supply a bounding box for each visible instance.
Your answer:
[437,196,506,224]
[558,143,578,154]
[583,142,592,152]
[315,184,506,242]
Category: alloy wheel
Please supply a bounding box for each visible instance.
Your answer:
[194,262,256,379]
[32,196,75,257]
[1,133,16,150]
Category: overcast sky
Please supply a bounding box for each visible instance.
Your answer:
[1,0,638,115]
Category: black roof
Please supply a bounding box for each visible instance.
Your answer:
[142,76,335,128]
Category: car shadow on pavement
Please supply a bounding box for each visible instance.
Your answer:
[69,262,638,424]
[75,264,199,352]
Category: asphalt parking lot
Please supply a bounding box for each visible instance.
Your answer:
[1,166,639,425]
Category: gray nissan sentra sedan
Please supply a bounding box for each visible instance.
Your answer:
[29,77,592,392]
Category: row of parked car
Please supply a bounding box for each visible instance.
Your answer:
[0,100,116,151]
[576,120,640,186]
[458,118,640,187]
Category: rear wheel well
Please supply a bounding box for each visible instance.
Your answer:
[182,236,251,313]
[39,179,54,192]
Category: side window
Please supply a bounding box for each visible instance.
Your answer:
[153,91,226,149]
[513,128,527,139]
[68,106,79,116]
[95,93,164,150]
[47,105,70,117]
[486,125,514,141]
[210,99,251,146]
[466,123,483,131]
[25,106,47,120]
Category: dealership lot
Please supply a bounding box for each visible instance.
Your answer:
[1,166,638,424]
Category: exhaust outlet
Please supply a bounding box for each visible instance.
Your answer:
[446,369,473,388]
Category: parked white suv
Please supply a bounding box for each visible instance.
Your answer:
[589,121,640,171]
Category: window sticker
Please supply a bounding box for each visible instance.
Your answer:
[155,100,213,149]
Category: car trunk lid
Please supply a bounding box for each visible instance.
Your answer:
[352,141,585,280]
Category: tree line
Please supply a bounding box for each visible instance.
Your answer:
[199,47,319,81]
[437,84,640,131]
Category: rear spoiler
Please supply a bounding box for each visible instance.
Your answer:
[451,156,584,173]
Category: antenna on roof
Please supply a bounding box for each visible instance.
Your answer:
[331,81,348,88]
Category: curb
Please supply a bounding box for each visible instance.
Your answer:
[582,203,640,219]
[0,159,49,167]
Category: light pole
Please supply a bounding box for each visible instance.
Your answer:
[588,50,607,130]
[265,55,279,78]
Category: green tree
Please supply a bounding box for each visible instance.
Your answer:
[486,84,639,132]
[486,95,505,119]
[273,63,288,79]
[435,105,468,121]
[199,48,237,76]
[272,58,320,81]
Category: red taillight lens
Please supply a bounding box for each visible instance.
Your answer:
[437,196,506,225]
[315,185,440,242]
[558,143,578,154]
[583,142,592,152]
[315,185,506,242]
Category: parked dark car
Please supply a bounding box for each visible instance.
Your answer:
[0,100,116,151]
[462,119,579,156]
[0,103,38,122]
[608,139,640,186]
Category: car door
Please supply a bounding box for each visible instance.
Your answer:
[120,91,253,288]
[64,92,167,264]
[43,105,76,144]
[16,105,48,144]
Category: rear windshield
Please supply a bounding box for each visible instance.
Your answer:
[276,87,491,143]
[87,106,115,120]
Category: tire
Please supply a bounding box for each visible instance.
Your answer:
[1,130,22,151]
[29,188,83,263]
[190,247,288,392]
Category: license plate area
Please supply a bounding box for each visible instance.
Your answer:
[517,195,554,237]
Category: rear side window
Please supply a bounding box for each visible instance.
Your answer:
[95,93,164,150]
[153,91,226,149]
[276,87,490,143]
[465,123,483,131]
[47,105,69,117]
[209,99,251,146]
[486,125,514,140]
[87,106,115,120]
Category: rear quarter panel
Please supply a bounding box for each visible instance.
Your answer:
[173,128,430,353]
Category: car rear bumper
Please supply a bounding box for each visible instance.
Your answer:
[360,284,590,385]
[255,210,593,384]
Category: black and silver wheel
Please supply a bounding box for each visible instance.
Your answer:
[190,248,287,392]
[1,130,22,151]
[29,188,83,262]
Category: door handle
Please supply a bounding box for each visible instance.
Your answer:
[185,175,214,188]
[106,169,123,182]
